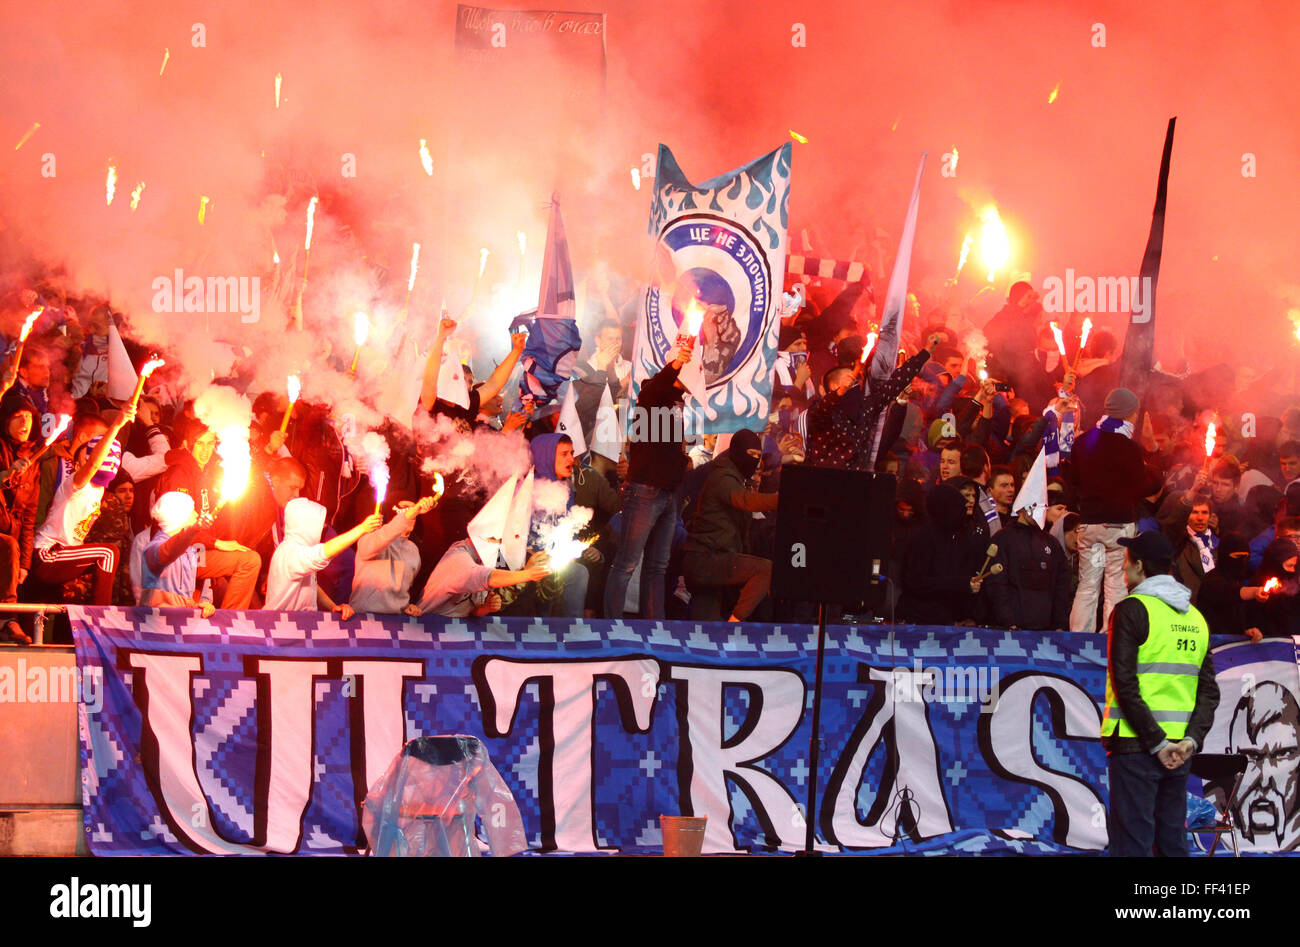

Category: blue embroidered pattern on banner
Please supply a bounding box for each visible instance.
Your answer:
[68,608,1293,856]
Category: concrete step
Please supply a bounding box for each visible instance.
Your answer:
[0,806,88,856]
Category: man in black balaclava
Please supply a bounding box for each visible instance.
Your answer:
[681,429,779,621]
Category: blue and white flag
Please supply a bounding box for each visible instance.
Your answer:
[519,195,582,408]
[633,143,791,433]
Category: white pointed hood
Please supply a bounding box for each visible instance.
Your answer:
[467,474,516,568]
[284,497,328,546]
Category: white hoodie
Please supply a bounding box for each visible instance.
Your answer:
[265,497,331,611]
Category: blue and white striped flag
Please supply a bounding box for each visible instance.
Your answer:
[519,195,582,407]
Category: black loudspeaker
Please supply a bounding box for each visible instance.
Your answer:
[771,467,895,606]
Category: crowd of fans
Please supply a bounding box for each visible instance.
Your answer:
[1,270,1296,646]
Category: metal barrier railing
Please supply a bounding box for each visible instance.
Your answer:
[0,604,67,645]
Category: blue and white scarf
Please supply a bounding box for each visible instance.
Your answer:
[1187,526,1217,575]
[1097,415,1134,439]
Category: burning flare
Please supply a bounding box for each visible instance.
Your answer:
[683,298,705,338]
[418,138,434,176]
[304,195,319,250]
[45,414,72,446]
[129,182,145,211]
[105,164,117,206]
[978,204,1010,282]
[20,307,43,341]
[789,129,808,144]
[1079,317,1093,352]
[408,243,421,292]
[1049,322,1067,357]
[1264,577,1282,594]
[279,374,301,433]
[860,330,879,364]
[1048,81,1061,104]
[160,48,170,76]
[198,195,210,225]
[217,430,252,505]
[631,168,641,190]
[478,247,489,280]
[274,72,282,108]
[955,232,974,278]
[353,311,370,348]
[1205,421,1217,459]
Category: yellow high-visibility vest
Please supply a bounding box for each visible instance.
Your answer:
[1101,593,1208,740]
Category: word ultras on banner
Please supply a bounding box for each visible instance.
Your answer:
[113,649,1102,855]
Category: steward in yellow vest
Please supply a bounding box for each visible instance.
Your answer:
[1102,531,1219,856]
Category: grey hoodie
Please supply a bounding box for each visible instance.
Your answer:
[1130,574,1192,613]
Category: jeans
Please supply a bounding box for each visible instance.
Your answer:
[604,482,677,619]
[1107,750,1191,856]
[1070,523,1135,633]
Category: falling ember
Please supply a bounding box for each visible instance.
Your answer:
[978,204,1010,282]
[272,250,280,265]
[955,232,974,277]
[353,311,370,348]
[1048,81,1060,104]
[631,168,641,190]
[274,72,282,108]
[789,129,808,144]
[418,138,434,176]
[890,116,900,131]
[1264,577,1282,594]
[1205,422,1217,459]
[304,195,318,249]
[13,121,40,151]
[105,164,117,206]
[198,195,210,225]
[478,248,489,279]
[44,414,72,447]
[1049,322,1067,357]
[951,145,958,173]
[159,48,170,76]
[408,243,421,292]
[129,181,145,211]
[19,307,43,341]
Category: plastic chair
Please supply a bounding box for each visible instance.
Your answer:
[362,735,528,857]
[1187,753,1248,857]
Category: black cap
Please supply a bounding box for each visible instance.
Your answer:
[1118,530,1173,563]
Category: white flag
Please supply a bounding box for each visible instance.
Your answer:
[591,385,621,462]
[556,381,587,456]
[1013,447,1049,528]
[107,319,138,401]
[437,350,471,410]
[467,474,517,569]
[501,469,535,571]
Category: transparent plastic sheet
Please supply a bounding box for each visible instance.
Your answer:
[362,735,528,857]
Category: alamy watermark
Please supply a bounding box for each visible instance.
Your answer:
[887,659,1001,713]
[0,659,103,713]
[1040,269,1154,323]
[152,268,260,323]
